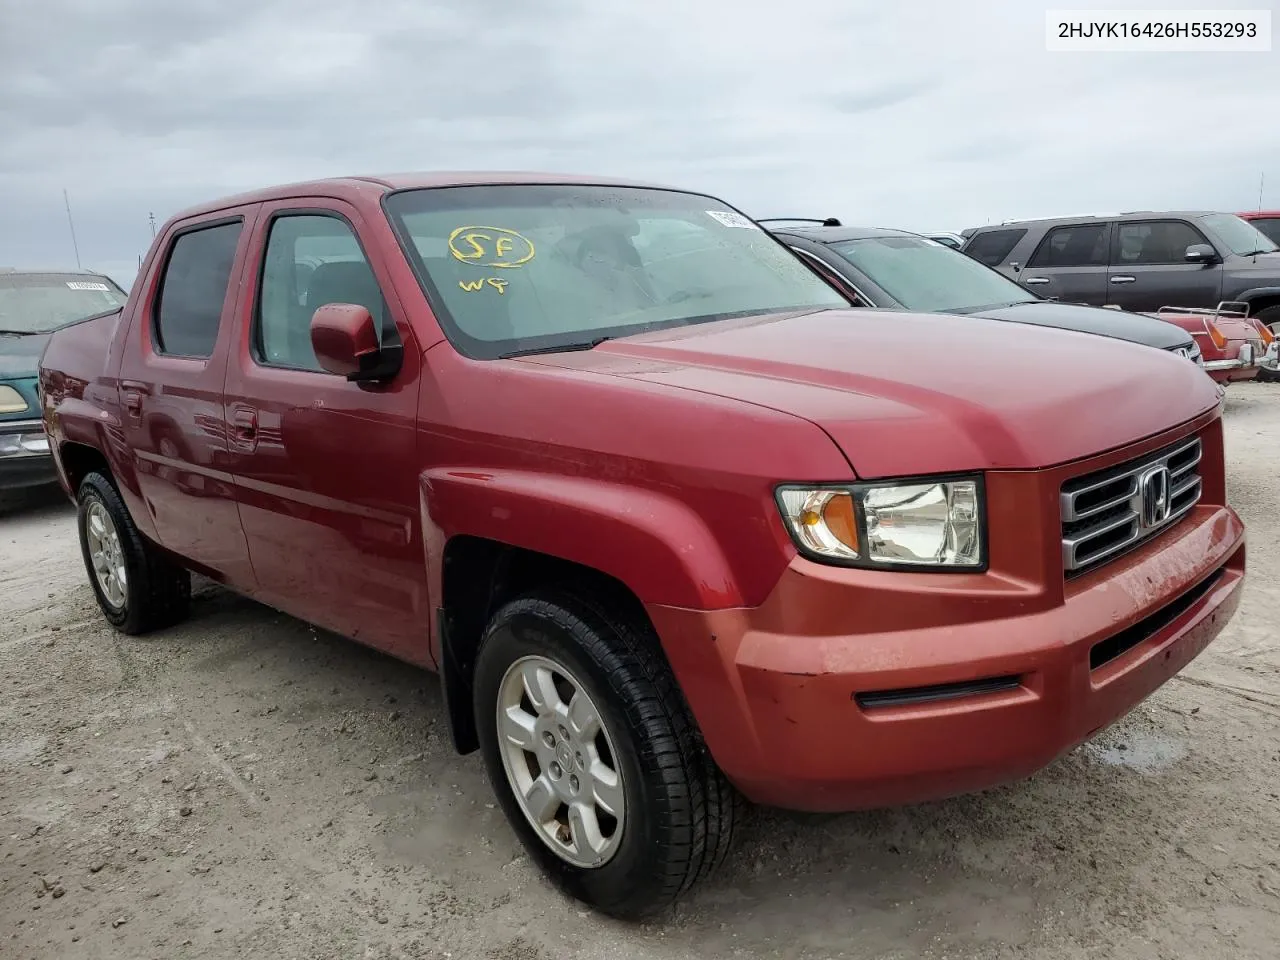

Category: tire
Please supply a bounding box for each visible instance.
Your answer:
[472,588,739,919]
[1255,305,1280,382]
[76,471,191,634]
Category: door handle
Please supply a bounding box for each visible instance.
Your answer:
[231,407,256,435]
[1023,277,1050,285]
[231,406,258,444]
[121,380,151,414]
[1110,276,1137,284]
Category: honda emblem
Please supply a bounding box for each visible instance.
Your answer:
[1139,465,1172,529]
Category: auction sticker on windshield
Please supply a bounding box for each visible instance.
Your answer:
[66,281,110,291]
[706,210,759,229]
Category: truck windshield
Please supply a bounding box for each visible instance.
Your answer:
[384,185,849,358]
[0,273,128,334]
[828,236,1036,313]
[1199,213,1279,256]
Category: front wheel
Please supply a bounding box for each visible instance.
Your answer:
[472,589,738,919]
[76,471,191,634]
[1254,305,1280,382]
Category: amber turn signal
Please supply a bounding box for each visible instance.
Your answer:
[779,489,861,561]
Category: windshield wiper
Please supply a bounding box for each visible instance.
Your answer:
[0,328,36,336]
[1241,249,1277,257]
[944,300,1040,314]
[499,336,613,359]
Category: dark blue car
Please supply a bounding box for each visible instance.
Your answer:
[1,269,128,493]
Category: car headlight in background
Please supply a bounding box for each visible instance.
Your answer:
[0,384,30,414]
[777,477,984,569]
[0,430,49,458]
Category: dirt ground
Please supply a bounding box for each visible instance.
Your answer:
[3,384,1278,960]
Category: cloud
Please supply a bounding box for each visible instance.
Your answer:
[1,0,1276,284]
[829,79,938,116]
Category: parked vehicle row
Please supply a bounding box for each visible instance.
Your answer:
[36,172,1245,919]
[959,210,1280,381]
[8,207,1274,498]
[760,219,1204,362]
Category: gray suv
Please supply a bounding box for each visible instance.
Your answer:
[960,212,1280,339]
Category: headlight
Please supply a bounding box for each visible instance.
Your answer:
[777,477,984,569]
[0,430,49,458]
[0,384,29,414]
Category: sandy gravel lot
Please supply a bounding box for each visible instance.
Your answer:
[3,383,1278,960]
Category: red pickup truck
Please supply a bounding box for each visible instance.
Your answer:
[38,173,1245,918]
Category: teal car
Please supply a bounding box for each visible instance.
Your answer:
[1,269,129,492]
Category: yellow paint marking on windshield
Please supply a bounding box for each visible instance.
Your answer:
[448,226,536,268]
[457,277,510,295]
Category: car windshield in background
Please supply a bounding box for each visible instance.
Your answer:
[1250,218,1280,246]
[384,185,848,358]
[0,274,128,334]
[1199,213,1279,256]
[829,236,1035,313]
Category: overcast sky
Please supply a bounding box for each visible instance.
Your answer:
[2,0,1277,286]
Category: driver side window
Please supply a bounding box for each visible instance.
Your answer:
[255,214,398,372]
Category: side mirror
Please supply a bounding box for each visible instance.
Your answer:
[1185,243,1219,264]
[310,303,402,383]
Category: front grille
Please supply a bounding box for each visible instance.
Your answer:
[1060,435,1201,577]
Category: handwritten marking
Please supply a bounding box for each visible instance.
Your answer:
[458,277,509,295]
[448,226,536,268]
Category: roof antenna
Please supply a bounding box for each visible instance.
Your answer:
[63,188,82,269]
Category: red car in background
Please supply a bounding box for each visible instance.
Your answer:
[1150,302,1276,384]
[1239,210,1280,250]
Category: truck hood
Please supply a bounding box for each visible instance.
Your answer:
[0,332,50,379]
[970,301,1193,350]
[527,309,1221,478]
[1229,251,1280,272]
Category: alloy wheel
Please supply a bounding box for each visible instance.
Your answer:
[85,500,127,609]
[495,655,626,868]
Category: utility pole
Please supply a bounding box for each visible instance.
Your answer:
[1259,173,1266,212]
[63,189,82,269]
[149,212,157,237]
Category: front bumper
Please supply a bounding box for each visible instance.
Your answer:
[0,418,57,491]
[1202,341,1262,381]
[648,425,1244,812]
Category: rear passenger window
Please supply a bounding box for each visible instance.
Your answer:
[1028,224,1109,268]
[1115,221,1207,264]
[962,229,1025,266]
[154,221,243,358]
[255,214,396,371]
